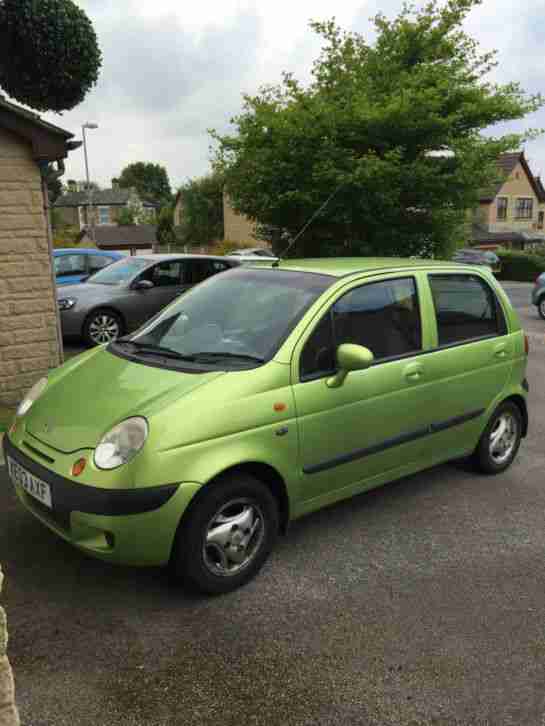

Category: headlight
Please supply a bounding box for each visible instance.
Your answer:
[58,298,76,311]
[17,377,48,417]
[94,417,149,470]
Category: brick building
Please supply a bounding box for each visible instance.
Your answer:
[0,96,78,407]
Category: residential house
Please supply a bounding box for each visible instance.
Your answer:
[77,225,158,256]
[0,95,78,406]
[471,151,545,250]
[54,183,157,230]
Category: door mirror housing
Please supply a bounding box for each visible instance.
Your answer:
[133,279,154,291]
[327,344,374,388]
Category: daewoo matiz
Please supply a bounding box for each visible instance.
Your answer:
[4,259,529,594]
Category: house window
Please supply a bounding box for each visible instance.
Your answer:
[496,197,508,221]
[515,198,533,219]
[539,212,544,230]
[98,206,111,225]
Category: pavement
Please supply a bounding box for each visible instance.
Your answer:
[1,283,545,725]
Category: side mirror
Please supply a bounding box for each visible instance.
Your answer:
[326,344,374,388]
[133,279,154,291]
[80,274,90,283]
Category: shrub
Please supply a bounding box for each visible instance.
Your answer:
[496,250,545,282]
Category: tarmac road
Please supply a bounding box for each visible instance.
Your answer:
[1,283,545,726]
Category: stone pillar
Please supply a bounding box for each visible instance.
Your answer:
[0,566,19,726]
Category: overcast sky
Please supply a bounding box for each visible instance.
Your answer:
[44,0,545,192]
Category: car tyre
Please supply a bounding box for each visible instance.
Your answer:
[170,474,279,595]
[83,309,124,347]
[538,297,545,321]
[471,401,522,475]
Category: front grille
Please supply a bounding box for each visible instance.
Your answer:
[24,492,71,532]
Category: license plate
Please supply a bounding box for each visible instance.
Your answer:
[7,456,52,509]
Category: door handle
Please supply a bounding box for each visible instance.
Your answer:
[494,344,508,359]
[404,363,424,382]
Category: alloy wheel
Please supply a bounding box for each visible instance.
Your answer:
[88,314,120,344]
[489,412,519,466]
[203,498,265,578]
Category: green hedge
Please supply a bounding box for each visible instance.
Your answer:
[496,251,545,282]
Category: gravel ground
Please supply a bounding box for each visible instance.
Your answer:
[1,283,544,726]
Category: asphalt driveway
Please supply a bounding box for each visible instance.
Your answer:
[1,283,545,726]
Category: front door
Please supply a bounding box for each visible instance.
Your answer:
[122,260,188,330]
[292,275,431,507]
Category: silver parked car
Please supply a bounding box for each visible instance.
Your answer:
[532,272,545,320]
[57,254,241,346]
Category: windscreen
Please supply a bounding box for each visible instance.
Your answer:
[88,257,149,285]
[129,267,333,364]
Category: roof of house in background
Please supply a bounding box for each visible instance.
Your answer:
[479,151,545,203]
[55,187,158,208]
[0,94,80,162]
[78,225,157,248]
[472,222,545,245]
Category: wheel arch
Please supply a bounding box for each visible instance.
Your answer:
[502,394,528,438]
[177,461,290,536]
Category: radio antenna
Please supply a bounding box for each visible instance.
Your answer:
[272,183,343,267]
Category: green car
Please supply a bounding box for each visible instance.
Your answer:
[4,259,529,594]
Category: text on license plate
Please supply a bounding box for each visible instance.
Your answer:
[7,457,52,509]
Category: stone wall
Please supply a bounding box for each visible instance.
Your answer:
[223,193,259,244]
[0,566,19,726]
[0,126,61,407]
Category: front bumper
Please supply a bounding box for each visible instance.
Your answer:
[3,435,200,566]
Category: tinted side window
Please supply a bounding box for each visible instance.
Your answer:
[300,277,422,380]
[185,260,230,284]
[146,261,183,286]
[54,254,86,277]
[333,278,421,360]
[429,274,506,346]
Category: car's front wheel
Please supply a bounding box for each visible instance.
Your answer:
[472,401,522,474]
[538,297,545,321]
[170,474,279,595]
[83,309,123,346]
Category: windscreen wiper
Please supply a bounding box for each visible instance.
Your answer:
[115,339,197,361]
[192,351,265,363]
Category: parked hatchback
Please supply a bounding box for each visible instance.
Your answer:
[53,248,124,286]
[532,272,545,320]
[57,254,240,346]
[5,258,528,594]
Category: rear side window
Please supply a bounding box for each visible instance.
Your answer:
[429,274,507,346]
[300,277,422,380]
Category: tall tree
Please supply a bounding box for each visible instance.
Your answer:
[175,174,224,247]
[0,0,101,112]
[212,0,543,258]
[117,163,172,205]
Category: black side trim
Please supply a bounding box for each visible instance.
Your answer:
[303,408,485,475]
[3,436,178,517]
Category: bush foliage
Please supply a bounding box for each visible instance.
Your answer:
[496,250,545,282]
[0,0,102,112]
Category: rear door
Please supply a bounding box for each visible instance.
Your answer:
[415,271,513,460]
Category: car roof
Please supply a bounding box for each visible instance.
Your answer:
[127,254,238,263]
[245,257,485,278]
[53,248,123,256]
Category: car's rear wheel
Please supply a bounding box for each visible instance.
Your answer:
[472,401,522,474]
[83,309,123,346]
[538,297,545,321]
[170,474,279,595]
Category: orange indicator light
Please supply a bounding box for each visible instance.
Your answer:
[273,402,287,412]
[72,458,86,477]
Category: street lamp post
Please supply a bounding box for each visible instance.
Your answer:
[82,122,98,243]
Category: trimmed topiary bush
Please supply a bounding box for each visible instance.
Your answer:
[496,250,545,282]
[0,0,102,112]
